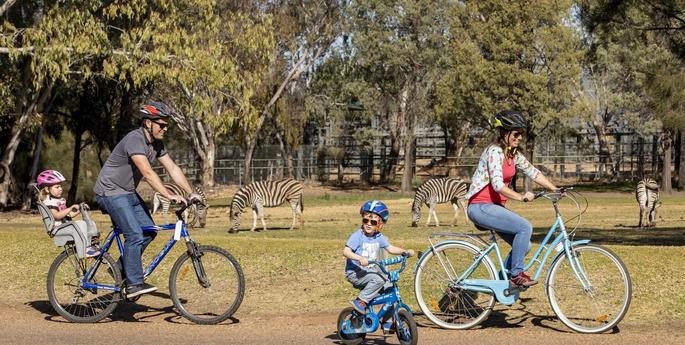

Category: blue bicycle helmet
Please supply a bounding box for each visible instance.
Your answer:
[360,200,390,223]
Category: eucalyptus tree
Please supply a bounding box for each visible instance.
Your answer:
[233,0,343,185]
[346,0,455,191]
[438,0,582,190]
[582,0,685,191]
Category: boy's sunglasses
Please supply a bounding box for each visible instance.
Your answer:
[362,218,380,226]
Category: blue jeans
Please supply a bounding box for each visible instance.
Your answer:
[467,203,533,276]
[346,269,393,303]
[97,193,156,286]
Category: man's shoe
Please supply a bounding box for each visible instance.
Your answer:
[126,283,157,298]
[510,272,538,287]
[350,298,367,314]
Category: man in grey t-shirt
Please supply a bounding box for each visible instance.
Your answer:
[95,100,200,298]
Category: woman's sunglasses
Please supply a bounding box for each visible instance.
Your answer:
[511,131,524,139]
[362,218,380,226]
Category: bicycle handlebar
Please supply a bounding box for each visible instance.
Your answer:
[523,186,574,202]
[369,253,410,276]
[172,198,204,221]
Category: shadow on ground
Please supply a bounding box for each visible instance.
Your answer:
[531,226,685,246]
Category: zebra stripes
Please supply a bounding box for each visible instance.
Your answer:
[152,182,208,228]
[636,178,660,228]
[228,178,304,232]
[411,177,469,227]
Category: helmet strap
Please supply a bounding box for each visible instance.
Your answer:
[143,121,155,143]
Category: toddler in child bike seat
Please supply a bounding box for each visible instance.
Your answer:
[37,170,100,257]
[342,200,414,333]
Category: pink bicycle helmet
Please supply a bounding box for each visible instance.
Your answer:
[37,170,66,188]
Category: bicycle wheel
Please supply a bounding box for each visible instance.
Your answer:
[169,244,245,324]
[337,307,366,345]
[414,242,496,329]
[547,244,632,333]
[396,309,418,345]
[47,248,122,323]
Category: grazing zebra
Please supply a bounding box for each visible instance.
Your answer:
[636,178,661,228]
[152,182,208,228]
[411,177,469,227]
[227,178,304,233]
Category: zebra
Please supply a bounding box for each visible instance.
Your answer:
[636,177,661,228]
[227,178,304,233]
[411,177,469,227]
[152,182,208,228]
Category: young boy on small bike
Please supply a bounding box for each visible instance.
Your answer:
[37,169,100,257]
[343,200,413,331]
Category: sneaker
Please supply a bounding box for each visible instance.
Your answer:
[85,245,101,258]
[510,272,538,287]
[382,319,396,334]
[126,283,157,298]
[350,298,367,314]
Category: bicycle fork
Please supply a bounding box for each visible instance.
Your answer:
[185,241,210,288]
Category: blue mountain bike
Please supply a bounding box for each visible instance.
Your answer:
[337,254,418,345]
[413,188,632,334]
[46,201,245,324]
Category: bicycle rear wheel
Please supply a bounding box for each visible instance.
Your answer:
[414,242,496,329]
[547,244,632,333]
[169,244,245,324]
[47,248,122,323]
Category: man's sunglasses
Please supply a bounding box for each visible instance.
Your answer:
[362,218,380,226]
[153,120,169,130]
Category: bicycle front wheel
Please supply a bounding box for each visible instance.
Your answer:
[414,242,496,329]
[547,244,632,333]
[169,244,245,324]
[47,249,122,323]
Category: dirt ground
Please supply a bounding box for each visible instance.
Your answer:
[1,297,683,345]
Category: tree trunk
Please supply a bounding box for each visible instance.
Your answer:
[0,82,52,208]
[524,133,536,192]
[67,129,83,205]
[243,138,258,185]
[200,138,215,187]
[592,121,613,180]
[21,114,48,211]
[661,130,673,194]
[446,122,471,177]
[679,129,685,189]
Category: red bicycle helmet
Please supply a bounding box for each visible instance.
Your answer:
[139,100,174,120]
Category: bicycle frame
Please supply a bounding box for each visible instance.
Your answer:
[79,221,191,294]
[420,194,594,305]
[341,256,413,335]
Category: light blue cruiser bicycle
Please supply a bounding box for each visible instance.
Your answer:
[413,188,632,333]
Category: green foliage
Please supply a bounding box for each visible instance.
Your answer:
[437,0,582,136]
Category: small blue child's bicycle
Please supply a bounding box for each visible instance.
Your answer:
[337,254,418,345]
[46,201,245,324]
[413,188,631,334]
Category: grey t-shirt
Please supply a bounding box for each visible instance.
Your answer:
[94,128,167,196]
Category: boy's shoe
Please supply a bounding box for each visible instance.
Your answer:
[510,272,538,287]
[126,283,157,298]
[381,319,396,334]
[351,298,367,314]
[85,245,101,258]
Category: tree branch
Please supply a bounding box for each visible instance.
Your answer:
[0,0,16,17]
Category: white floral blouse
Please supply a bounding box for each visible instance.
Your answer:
[464,144,541,201]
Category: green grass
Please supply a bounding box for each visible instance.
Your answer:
[1,190,684,325]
